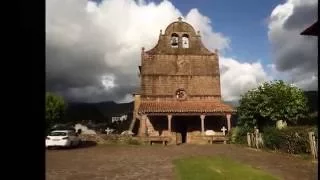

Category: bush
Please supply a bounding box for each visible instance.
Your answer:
[101,134,142,145]
[297,115,318,126]
[126,138,141,145]
[228,127,238,144]
[262,126,316,154]
[263,126,283,150]
[233,126,254,144]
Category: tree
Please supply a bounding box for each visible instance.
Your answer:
[46,92,67,131]
[237,80,309,130]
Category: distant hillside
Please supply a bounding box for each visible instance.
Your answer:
[65,90,317,123]
[95,101,133,118]
[64,102,107,123]
[223,100,239,108]
[65,101,133,123]
[304,91,318,113]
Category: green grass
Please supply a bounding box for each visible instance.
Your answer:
[173,156,279,180]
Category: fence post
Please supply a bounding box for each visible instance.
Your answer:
[255,133,259,149]
[311,132,317,159]
[259,133,264,148]
[254,128,259,149]
[247,132,251,147]
[308,132,317,159]
[250,133,255,148]
[316,136,318,159]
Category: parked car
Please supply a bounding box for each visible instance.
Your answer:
[46,130,81,148]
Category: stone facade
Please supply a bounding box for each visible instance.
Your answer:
[131,18,235,144]
[140,19,221,101]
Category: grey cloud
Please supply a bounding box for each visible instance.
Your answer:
[46,43,139,102]
[274,38,317,72]
[46,0,233,103]
[46,44,107,90]
[60,84,138,103]
[46,31,139,103]
[284,4,318,30]
[45,0,142,103]
[268,0,318,91]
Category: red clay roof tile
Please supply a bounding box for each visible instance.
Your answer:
[138,100,236,113]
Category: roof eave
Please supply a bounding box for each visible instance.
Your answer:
[301,21,318,36]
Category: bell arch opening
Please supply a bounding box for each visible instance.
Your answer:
[182,34,189,48]
[171,33,179,48]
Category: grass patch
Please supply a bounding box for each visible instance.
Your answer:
[173,156,279,180]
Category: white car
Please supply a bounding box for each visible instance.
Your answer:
[46,130,81,148]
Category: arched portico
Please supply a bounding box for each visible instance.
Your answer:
[136,100,236,144]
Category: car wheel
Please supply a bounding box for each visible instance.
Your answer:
[69,141,74,148]
[77,140,81,147]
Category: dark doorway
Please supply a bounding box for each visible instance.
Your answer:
[173,116,199,144]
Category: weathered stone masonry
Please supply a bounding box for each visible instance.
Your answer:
[131,17,236,144]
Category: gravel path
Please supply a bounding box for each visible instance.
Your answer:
[46,143,317,180]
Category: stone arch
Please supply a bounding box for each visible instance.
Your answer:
[182,34,189,48]
[171,33,179,48]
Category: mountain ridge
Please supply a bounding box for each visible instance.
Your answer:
[64,91,317,123]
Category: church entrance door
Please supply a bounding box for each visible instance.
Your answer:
[173,116,188,144]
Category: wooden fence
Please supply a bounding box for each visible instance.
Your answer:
[247,129,318,159]
[247,131,264,149]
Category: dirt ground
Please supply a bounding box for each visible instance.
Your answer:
[46,142,318,180]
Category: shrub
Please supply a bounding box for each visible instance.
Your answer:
[238,126,254,144]
[231,126,253,144]
[262,126,283,150]
[228,127,238,144]
[101,134,142,145]
[297,115,317,126]
[237,80,309,130]
[262,126,316,154]
[126,138,141,145]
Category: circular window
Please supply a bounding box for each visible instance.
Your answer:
[176,89,187,100]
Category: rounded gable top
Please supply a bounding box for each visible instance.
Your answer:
[164,17,197,36]
[144,17,215,55]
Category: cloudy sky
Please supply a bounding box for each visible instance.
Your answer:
[46,0,318,103]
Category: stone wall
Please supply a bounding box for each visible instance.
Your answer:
[75,123,97,135]
[79,134,105,144]
[140,54,221,100]
[79,134,142,145]
[132,20,229,145]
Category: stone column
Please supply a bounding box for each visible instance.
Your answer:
[167,114,172,132]
[200,114,205,135]
[138,115,147,136]
[226,114,231,132]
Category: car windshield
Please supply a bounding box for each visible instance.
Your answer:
[49,132,67,136]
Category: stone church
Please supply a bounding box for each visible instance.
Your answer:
[131,17,236,144]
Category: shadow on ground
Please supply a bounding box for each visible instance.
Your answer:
[47,141,97,150]
[78,140,97,149]
[46,144,318,180]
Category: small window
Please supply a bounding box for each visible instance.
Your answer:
[176,89,187,100]
[171,33,179,48]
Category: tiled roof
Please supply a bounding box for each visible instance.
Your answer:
[138,100,236,113]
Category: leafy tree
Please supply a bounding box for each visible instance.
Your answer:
[237,80,309,130]
[46,92,67,131]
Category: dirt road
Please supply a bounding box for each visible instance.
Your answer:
[46,143,317,180]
